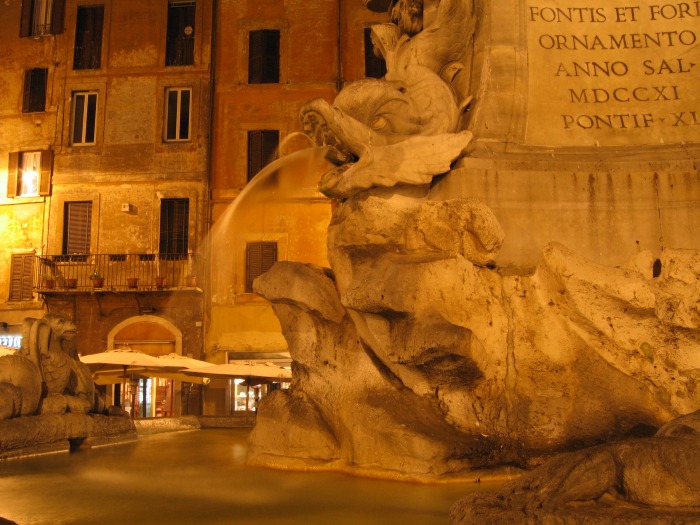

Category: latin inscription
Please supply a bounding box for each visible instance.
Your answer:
[525,1,700,146]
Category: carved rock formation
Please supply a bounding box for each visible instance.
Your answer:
[450,411,700,524]
[249,1,700,521]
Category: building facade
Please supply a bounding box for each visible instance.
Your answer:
[204,0,387,414]
[1,0,212,416]
[1,0,390,416]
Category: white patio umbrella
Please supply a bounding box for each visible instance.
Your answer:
[183,361,291,415]
[80,348,170,415]
[153,352,214,370]
[183,361,292,380]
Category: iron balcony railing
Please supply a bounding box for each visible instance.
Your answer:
[35,253,200,292]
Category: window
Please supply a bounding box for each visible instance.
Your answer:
[159,198,189,259]
[71,91,98,145]
[23,68,48,113]
[166,1,195,66]
[246,242,277,292]
[7,150,52,198]
[364,28,387,79]
[9,254,34,302]
[247,130,279,181]
[63,201,92,255]
[164,88,191,141]
[249,30,280,84]
[20,0,65,37]
[73,6,104,70]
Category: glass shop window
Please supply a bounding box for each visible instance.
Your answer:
[248,29,280,84]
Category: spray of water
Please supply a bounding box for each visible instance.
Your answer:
[206,142,335,304]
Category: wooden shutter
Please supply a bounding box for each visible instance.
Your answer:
[19,0,32,37]
[247,131,263,180]
[246,242,277,292]
[262,130,279,166]
[22,70,32,112]
[50,0,65,35]
[10,254,34,302]
[263,30,280,83]
[159,198,189,257]
[7,152,20,198]
[63,201,92,254]
[38,149,52,196]
[249,30,264,83]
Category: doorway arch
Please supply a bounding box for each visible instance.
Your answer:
[107,315,183,356]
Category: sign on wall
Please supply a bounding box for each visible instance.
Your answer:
[525,1,700,146]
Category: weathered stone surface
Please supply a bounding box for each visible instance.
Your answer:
[450,411,700,525]
[250,5,700,522]
[0,413,136,459]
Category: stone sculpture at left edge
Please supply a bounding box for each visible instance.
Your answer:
[0,313,135,458]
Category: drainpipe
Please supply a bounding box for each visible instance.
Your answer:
[336,0,343,93]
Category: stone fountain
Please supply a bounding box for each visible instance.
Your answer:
[0,313,135,458]
[247,0,700,522]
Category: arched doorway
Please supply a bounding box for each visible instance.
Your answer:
[106,316,184,417]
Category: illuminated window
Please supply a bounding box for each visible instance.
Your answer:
[6,150,52,198]
[71,91,98,145]
[164,87,191,142]
[20,0,65,37]
[245,241,277,292]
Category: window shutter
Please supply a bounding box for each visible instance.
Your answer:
[262,130,279,166]
[50,0,66,35]
[249,31,264,83]
[7,152,19,198]
[39,149,52,196]
[10,254,34,302]
[246,242,277,292]
[19,0,32,37]
[261,243,277,273]
[247,131,263,181]
[22,70,32,112]
[263,30,280,83]
[63,201,92,254]
[246,243,262,292]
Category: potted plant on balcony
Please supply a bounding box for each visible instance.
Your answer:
[127,277,139,289]
[90,269,104,288]
[155,275,167,288]
[185,275,197,287]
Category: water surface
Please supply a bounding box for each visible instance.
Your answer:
[0,429,497,525]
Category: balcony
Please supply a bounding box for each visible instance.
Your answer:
[35,253,200,293]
